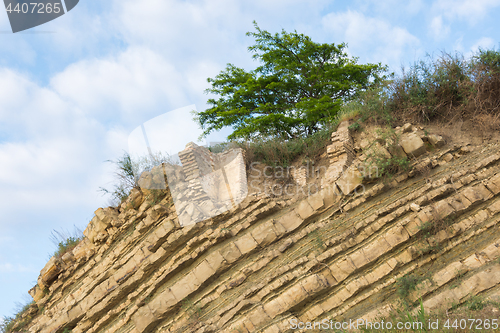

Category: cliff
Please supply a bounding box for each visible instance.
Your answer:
[11,121,500,332]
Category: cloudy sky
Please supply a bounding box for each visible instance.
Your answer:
[0,0,499,319]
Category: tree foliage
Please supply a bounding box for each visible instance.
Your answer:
[196,21,386,140]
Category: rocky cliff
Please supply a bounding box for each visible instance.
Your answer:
[12,122,500,332]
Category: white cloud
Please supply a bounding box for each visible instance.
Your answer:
[0,262,37,273]
[429,15,450,40]
[432,0,500,25]
[321,11,421,68]
[0,45,218,227]
[470,37,495,52]
[354,0,424,17]
[50,47,191,123]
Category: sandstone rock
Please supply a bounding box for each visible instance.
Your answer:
[95,207,119,227]
[295,200,314,220]
[83,215,108,244]
[71,237,94,261]
[400,133,426,157]
[428,134,445,147]
[234,233,258,255]
[336,166,363,195]
[442,153,454,162]
[402,123,413,133]
[38,256,62,288]
[276,210,304,233]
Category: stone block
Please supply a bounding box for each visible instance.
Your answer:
[276,210,304,233]
[365,262,394,284]
[307,191,324,211]
[300,275,327,295]
[363,238,392,262]
[192,260,216,284]
[132,305,156,332]
[234,233,258,255]
[39,256,62,288]
[336,166,363,195]
[95,207,119,227]
[404,217,423,236]
[147,289,178,314]
[349,249,369,269]
[296,200,314,220]
[402,123,413,133]
[205,250,226,272]
[170,272,200,300]
[263,298,285,319]
[428,134,445,147]
[220,242,242,264]
[400,133,426,157]
[251,221,278,246]
[462,185,494,205]
[330,258,356,282]
[279,284,309,309]
[487,199,500,215]
[248,306,272,327]
[432,200,455,220]
[486,173,500,195]
[384,225,410,247]
[433,261,464,287]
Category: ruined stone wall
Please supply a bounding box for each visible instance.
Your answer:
[16,124,500,333]
[321,121,356,189]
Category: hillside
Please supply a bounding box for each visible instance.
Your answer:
[5,118,500,333]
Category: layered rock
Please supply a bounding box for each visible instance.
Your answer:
[15,123,500,333]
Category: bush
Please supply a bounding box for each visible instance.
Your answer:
[361,127,410,179]
[466,295,486,311]
[49,227,83,259]
[100,151,177,206]
[397,274,424,300]
[342,82,394,126]
[237,123,336,169]
[387,49,500,125]
[0,301,35,333]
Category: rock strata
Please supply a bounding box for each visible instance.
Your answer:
[14,122,500,333]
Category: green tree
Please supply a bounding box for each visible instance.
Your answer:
[196,22,386,140]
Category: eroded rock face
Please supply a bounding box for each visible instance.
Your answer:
[20,122,500,333]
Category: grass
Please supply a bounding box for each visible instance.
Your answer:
[341,48,500,132]
[396,274,425,300]
[391,49,500,126]
[237,123,336,168]
[0,301,36,333]
[145,189,169,207]
[49,227,84,259]
[100,151,177,206]
[360,127,410,180]
[308,229,325,252]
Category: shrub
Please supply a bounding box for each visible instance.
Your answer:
[397,274,424,300]
[0,301,35,333]
[342,82,394,126]
[361,127,410,179]
[238,123,336,168]
[100,151,177,206]
[466,295,486,311]
[49,227,83,259]
[387,49,500,125]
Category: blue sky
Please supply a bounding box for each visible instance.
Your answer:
[0,0,499,319]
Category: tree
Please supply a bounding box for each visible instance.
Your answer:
[196,21,386,140]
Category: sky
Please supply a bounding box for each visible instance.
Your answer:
[0,0,499,319]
